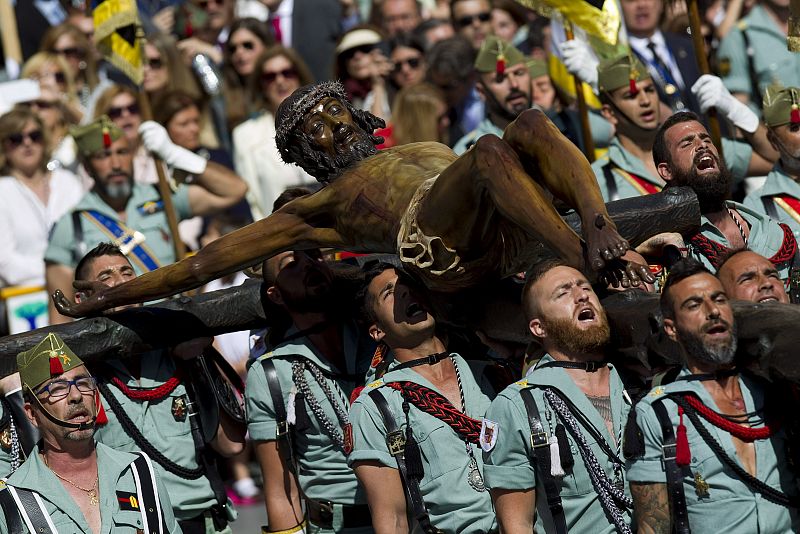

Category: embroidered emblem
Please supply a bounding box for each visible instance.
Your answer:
[649,386,665,397]
[479,418,499,452]
[137,200,163,215]
[172,395,187,422]
[367,380,383,389]
[515,379,528,387]
[0,427,11,452]
[343,422,354,455]
[117,491,139,510]
[694,471,710,498]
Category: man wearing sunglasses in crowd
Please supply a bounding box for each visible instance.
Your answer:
[451,0,492,50]
[43,115,247,324]
[0,333,181,534]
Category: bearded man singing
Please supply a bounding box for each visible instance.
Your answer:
[627,259,800,534]
[482,259,636,534]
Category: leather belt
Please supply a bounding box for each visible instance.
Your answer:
[307,500,372,529]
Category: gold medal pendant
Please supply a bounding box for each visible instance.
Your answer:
[88,488,99,506]
[467,457,486,492]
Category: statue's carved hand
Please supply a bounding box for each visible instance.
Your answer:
[52,279,109,318]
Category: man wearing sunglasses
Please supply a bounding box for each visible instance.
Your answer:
[44,115,247,324]
[451,0,492,50]
[0,333,181,533]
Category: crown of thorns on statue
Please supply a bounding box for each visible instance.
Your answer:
[275,81,385,182]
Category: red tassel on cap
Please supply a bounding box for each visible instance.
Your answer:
[102,126,111,149]
[791,104,800,125]
[675,406,691,466]
[49,356,64,376]
[629,78,639,96]
[496,54,506,77]
[94,391,108,425]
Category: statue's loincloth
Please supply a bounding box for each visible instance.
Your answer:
[397,178,546,292]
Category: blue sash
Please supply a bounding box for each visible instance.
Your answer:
[81,210,162,272]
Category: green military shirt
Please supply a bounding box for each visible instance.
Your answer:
[482,354,632,533]
[743,164,800,240]
[591,137,752,202]
[626,368,800,533]
[44,183,192,273]
[688,200,793,279]
[717,5,800,107]
[246,323,375,510]
[452,110,614,156]
[0,442,181,533]
[92,351,229,524]
[348,353,497,534]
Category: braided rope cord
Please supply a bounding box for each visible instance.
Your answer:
[110,375,180,401]
[291,360,350,451]
[98,381,204,479]
[690,223,796,270]
[544,389,633,534]
[671,394,799,507]
[682,394,776,440]
[9,420,19,473]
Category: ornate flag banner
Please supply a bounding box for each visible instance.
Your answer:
[92,0,143,85]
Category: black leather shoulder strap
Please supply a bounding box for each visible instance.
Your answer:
[367,389,441,534]
[761,196,780,221]
[652,398,691,534]
[602,162,620,202]
[0,486,23,534]
[3,486,53,534]
[519,387,568,534]
[260,358,294,469]
[70,210,86,265]
[131,453,169,534]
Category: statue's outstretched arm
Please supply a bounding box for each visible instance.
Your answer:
[54,196,346,317]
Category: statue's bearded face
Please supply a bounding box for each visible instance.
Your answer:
[298,96,378,181]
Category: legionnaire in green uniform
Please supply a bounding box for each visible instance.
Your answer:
[592,52,774,204]
[482,260,634,533]
[44,115,247,323]
[348,263,497,534]
[74,243,247,534]
[652,112,797,280]
[627,259,800,533]
[0,333,181,534]
[246,250,376,534]
[744,87,800,240]
[717,2,800,110]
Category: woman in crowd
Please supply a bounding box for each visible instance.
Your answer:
[39,23,102,110]
[232,45,316,221]
[490,0,529,46]
[389,33,427,91]
[0,108,83,289]
[391,82,449,146]
[221,18,273,130]
[335,25,393,123]
[21,52,83,124]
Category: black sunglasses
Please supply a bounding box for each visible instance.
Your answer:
[229,40,256,53]
[108,103,140,119]
[55,47,87,59]
[261,68,299,84]
[393,56,422,73]
[342,43,376,60]
[5,130,43,147]
[456,11,490,28]
[145,57,164,69]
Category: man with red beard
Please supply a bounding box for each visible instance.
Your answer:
[653,112,798,281]
[627,258,799,533]
[481,260,634,534]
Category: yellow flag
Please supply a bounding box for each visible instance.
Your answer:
[92,0,143,85]
[516,0,621,45]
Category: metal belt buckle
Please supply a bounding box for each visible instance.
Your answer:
[277,421,290,437]
[662,443,677,462]
[386,430,406,455]
[530,430,549,449]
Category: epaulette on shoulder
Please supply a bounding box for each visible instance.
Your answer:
[514,379,528,388]
[737,20,748,31]
[364,379,384,391]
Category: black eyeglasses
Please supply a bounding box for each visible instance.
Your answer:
[108,103,140,119]
[145,57,164,70]
[261,68,299,84]
[5,130,43,147]
[54,47,87,59]
[36,376,97,400]
[393,56,422,73]
[229,40,256,53]
[342,43,376,60]
[456,11,490,28]
[21,100,56,110]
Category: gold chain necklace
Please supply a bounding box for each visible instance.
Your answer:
[42,454,99,506]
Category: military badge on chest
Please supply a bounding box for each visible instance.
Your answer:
[172,395,188,422]
[0,426,11,452]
